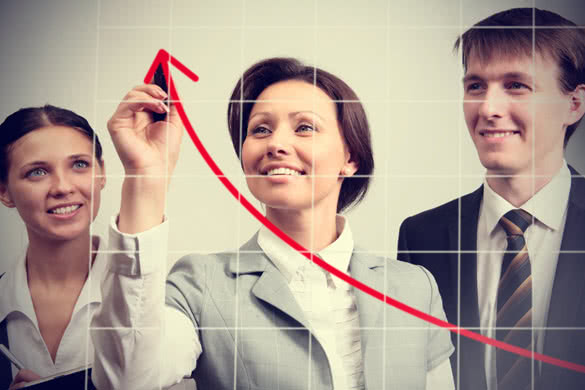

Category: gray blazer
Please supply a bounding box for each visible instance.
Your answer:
[166,234,453,390]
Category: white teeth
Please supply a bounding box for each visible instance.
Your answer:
[266,167,302,176]
[50,205,81,215]
[482,131,517,138]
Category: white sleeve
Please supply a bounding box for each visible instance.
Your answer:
[425,359,455,390]
[90,217,202,390]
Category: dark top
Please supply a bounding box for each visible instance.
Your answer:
[0,272,11,390]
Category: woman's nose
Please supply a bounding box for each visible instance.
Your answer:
[48,171,75,197]
[266,129,293,157]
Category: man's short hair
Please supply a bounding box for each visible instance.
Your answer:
[455,8,585,145]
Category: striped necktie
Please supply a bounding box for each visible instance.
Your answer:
[496,209,534,390]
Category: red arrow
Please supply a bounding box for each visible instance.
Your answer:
[144,48,585,375]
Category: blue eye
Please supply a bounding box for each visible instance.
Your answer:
[507,81,528,90]
[296,124,315,133]
[251,126,271,135]
[465,83,483,93]
[73,160,89,169]
[26,168,47,178]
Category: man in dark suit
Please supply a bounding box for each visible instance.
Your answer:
[397,8,585,390]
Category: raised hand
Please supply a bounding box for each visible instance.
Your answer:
[108,84,184,233]
[108,84,183,178]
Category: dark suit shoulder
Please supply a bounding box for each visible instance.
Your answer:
[404,188,482,227]
[568,165,585,210]
[398,187,482,260]
[402,197,461,231]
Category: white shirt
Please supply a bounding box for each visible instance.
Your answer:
[0,236,105,380]
[258,216,364,389]
[477,162,571,390]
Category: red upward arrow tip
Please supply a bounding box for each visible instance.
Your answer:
[143,48,199,85]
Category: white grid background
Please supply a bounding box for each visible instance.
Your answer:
[1,0,585,389]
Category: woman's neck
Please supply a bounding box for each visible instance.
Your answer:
[266,204,339,252]
[25,230,94,288]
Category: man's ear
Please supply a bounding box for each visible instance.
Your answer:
[0,183,15,208]
[566,84,585,126]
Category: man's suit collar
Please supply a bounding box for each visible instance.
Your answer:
[568,165,585,210]
[445,186,488,389]
[457,185,484,221]
[445,186,483,326]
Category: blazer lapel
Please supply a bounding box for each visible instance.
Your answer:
[350,252,398,389]
[229,235,312,331]
[458,186,483,329]
[251,264,313,331]
[452,186,487,390]
[350,252,387,348]
[541,170,585,388]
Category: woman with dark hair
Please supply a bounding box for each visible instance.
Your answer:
[92,58,455,389]
[0,105,106,388]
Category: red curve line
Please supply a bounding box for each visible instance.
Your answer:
[145,49,585,375]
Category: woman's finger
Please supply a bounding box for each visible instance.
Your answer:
[109,98,169,129]
[115,85,167,114]
[9,369,41,389]
[167,101,182,129]
[128,84,167,99]
[121,99,169,116]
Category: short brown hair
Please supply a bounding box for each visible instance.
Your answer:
[454,8,585,145]
[227,57,374,213]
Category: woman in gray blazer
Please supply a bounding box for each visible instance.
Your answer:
[92,57,455,390]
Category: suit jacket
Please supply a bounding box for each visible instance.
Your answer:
[165,234,454,390]
[397,166,585,390]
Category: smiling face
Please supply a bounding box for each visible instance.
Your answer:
[0,125,105,242]
[463,52,578,176]
[241,80,358,214]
